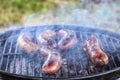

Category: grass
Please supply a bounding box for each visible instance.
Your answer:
[0,0,79,27]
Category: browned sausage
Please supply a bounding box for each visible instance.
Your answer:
[17,33,39,54]
[37,30,62,74]
[42,50,62,74]
[83,36,109,66]
[58,29,77,50]
[37,30,56,48]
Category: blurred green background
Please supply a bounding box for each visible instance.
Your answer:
[0,0,79,27]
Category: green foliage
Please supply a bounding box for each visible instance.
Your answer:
[0,0,59,26]
[0,0,79,27]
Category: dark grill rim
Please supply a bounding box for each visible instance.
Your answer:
[0,25,120,39]
[1,25,120,40]
[0,66,120,79]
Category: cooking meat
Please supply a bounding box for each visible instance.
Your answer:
[39,47,62,74]
[58,29,77,50]
[37,30,57,48]
[37,30,62,74]
[17,33,39,54]
[42,50,62,74]
[39,46,53,57]
[83,36,109,66]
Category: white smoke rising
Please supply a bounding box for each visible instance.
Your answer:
[22,0,120,33]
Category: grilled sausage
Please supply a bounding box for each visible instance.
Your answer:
[42,50,62,74]
[58,29,77,50]
[17,33,39,54]
[37,30,62,74]
[83,36,109,66]
[39,46,52,57]
[37,30,57,48]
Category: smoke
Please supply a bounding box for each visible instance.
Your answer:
[22,0,120,33]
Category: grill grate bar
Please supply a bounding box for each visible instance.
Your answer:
[77,32,90,76]
[0,40,8,69]
[9,44,18,73]
[32,58,35,76]
[95,33,104,50]
[14,44,19,74]
[103,35,110,50]
[20,54,23,74]
[39,58,42,77]
[111,55,117,67]
[9,58,14,73]
[15,57,21,74]
[5,40,13,71]
[77,33,83,76]
[84,32,89,40]
[28,57,32,76]
[21,58,27,75]
[35,41,42,77]
[33,38,39,77]
[110,39,116,52]
[0,53,23,56]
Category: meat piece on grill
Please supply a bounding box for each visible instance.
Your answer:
[42,50,62,74]
[37,30,62,74]
[37,30,57,48]
[17,33,39,54]
[58,29,77,50]
[39,46,53,57]
[83,36,109,66]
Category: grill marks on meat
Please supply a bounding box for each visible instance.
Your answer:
[58,30,77,50]
[17,33,39,54]
[83,36,109,66]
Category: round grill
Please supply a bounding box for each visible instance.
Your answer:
[0,25,120,79]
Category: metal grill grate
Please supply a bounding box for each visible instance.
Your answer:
[0,26,120,79]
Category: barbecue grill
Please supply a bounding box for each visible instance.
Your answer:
[0,25,120,80]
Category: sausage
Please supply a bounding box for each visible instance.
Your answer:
[17,33,39,54]
[83,36,109,66]
[37,30,57,48]
[39,46,52,57]
[58,29,77,50]
[39,47,62,74]
[37,30,62,74]
[42,50,62,74]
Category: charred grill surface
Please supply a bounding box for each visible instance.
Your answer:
[0,25,120,79]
